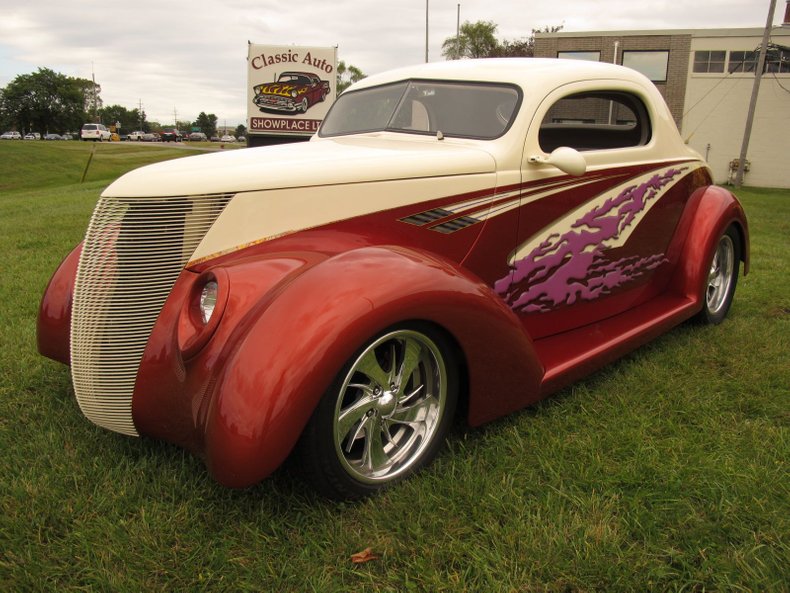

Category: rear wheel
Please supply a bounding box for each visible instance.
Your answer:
[298,324,457,500]
[694,225,740,325]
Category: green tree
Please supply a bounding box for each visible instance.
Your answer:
[99,104,145,132]
[72,77,102,119]
[337,61,366,94]
[0,93,12,131]
[491,25,564,57]
[0,68,87,134]
[193,112,217,137]
[442,22,563,59]
[234,124,247,138]
[441,20,499,60]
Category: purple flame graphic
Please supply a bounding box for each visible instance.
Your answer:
[495,168,684,313]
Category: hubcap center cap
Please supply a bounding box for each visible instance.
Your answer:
[375,391,398,417]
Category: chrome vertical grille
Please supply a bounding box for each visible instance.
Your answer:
[70,193,234,435]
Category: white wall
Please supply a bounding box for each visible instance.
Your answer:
[682,30,790,189]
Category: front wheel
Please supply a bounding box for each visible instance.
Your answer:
[694,225,741,325]
[297,324,458,500]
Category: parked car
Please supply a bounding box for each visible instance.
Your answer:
[38,59,749,500]
[189,132,207,142]
[1,131,22,140]
[161,129,182,142]
[24,132,41,140]
[253,71,330,114]
[219,134,236,142]
[44,134,62,141]
[80,123,111,141]
[127,131,145,141]
[61,133,74,141]
[141,132,160,142]
[209,136,221,142]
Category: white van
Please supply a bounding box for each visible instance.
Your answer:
[80,123,112,142]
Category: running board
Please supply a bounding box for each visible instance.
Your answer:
[534,295,699,397]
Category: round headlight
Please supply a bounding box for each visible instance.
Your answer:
[200,280,219,325]
[291,90,298,98]
[178,270,229,359]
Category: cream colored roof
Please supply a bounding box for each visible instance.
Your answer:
[349,58,657,92]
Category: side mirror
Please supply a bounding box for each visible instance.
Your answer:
[528,146,587,177]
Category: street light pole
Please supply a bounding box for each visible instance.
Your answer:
[734,0,777,187]
[425,0,429,63]
[457,4,460,49]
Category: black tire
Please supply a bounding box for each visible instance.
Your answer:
[694,225,741,325]
[297,323,458,500]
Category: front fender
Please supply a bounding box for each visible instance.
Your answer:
[203,246,542,488]
[37,243,82,364]
[669,185,749,304]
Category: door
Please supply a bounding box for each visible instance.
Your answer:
[499,83,696,339]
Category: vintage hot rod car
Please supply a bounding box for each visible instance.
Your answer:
[252,71,330,114]
[38,59,748,499]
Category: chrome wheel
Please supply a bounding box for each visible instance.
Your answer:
[705,233,735,316]
[694,225,740,325]
[333,329,448,485]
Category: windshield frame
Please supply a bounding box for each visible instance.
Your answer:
[318,78,523,141]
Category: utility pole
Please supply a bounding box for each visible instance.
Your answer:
[91,62,98,122]
[734,0,777,187]
[425,0,429,63]
[456,4,460,52]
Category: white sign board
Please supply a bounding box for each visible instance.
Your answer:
[247,44,338,137]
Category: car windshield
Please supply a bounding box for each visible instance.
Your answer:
[82,124,97,130]
[319,80,520,140]
[279,74,312,84]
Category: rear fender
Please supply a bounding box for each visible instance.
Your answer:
[669,185,749,304]
[203,246,542,488]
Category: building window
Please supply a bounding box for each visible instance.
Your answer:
[728,51,758,73]
[557,51,600,62]
[622,50,669,82]
[765,47,790,73]
[693,50,726,73]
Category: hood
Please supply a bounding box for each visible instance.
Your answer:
[103,135,497,198]
[255,82,309,96]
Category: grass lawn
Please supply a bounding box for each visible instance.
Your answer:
[1,143,788,592]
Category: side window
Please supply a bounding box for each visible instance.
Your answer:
[538,91,651,153]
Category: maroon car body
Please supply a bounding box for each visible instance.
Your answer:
[38,59,748,500]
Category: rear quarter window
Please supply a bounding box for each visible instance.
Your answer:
[539,91,651,153]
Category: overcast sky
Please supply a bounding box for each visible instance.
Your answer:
[0,0,785,126]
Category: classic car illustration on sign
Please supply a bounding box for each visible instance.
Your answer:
[39,59,748,500]
[247,44,337,141]
[253,71,331,114]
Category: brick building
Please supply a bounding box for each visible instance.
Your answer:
[534,26,790,188]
